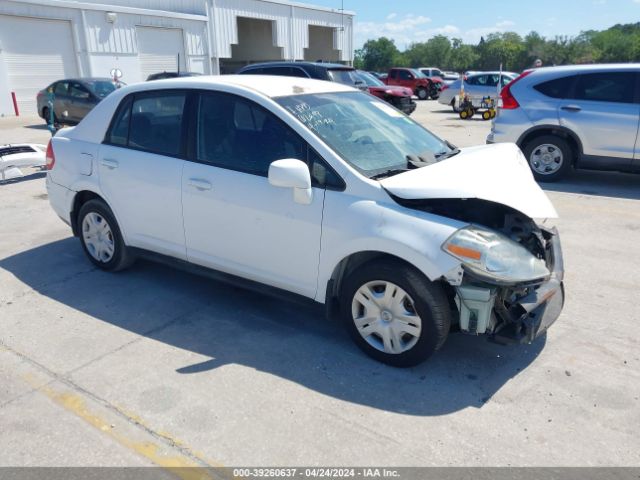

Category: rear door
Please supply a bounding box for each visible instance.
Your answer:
[52,81,70,121]
[68,82,95,123]
[98,90,187,259]
[558,71,639,166]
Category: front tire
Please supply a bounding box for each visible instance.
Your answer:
[340,259,451,367]
[417,88,428,100]
[78,199,134,271]
[522,135,573,182]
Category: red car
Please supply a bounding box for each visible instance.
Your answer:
[355,70,416,115]
[384,67,441,100]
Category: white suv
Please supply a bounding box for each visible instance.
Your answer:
[46,75,564,367]
[488,64,640,181]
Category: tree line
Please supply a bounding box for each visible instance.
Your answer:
[353,23,640,73]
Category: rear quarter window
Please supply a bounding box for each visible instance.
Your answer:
[533,75,577,99]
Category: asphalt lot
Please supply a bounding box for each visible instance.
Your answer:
[1,101,639,470]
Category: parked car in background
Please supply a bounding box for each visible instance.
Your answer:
[146,71,202,81]
[37,78,118,125]
[46,75,563,367]
[439,71,519,111]
[355,70,416,115]
[442,71,460,84]
[384,67,440,100]
[488,64,640,181]
[237,62,367,91]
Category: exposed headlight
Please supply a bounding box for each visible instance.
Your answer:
[442,225,550,283]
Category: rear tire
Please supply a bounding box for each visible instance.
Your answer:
[78,199,134,271]
[339,259,451,367]
[522,135,573,182]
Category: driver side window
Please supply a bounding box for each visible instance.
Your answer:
[196,92,306,177]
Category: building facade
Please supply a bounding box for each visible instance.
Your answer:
[0,0,355,116]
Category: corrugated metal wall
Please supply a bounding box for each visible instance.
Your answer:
[73,0,206,15]
[211,0,354,62]
[83,10,207,56]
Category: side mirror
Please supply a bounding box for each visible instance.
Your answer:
[268,159,313,205]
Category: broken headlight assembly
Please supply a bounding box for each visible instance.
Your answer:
[442,225,550,284]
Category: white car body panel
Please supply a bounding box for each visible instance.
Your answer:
[182,162,325,298]
[98,144,187,260]
[380,143,558,219]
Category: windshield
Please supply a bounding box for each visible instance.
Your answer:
[276,92,453,178]
[87,81,117,98]
[411,69,427,78]
[327,69,359,86]
[356,71,385,87]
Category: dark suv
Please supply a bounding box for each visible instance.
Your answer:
[237,62,367,91]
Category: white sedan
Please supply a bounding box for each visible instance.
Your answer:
[46,75,564,366]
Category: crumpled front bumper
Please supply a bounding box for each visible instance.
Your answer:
[492,227,565,345]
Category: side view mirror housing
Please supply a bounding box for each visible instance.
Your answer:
[268,159,313,205]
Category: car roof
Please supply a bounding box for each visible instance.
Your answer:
[241,61,353,70]
[110,74,356,98]
[57,77,114,83]
[527,63,640,76]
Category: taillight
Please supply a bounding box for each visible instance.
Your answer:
[45,140,55,170]
[500,69,534,110]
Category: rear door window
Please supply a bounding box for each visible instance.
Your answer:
[572,72,636,104]
[108,92,186,156]
[54,82,69,96]
[534,75,577,99]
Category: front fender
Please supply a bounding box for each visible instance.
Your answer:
[316,194,465,302]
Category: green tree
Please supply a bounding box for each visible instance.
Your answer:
[358,37,401,72]
[449,38,478,72]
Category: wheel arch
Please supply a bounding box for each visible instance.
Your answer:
[517,125,583,165]
[320,245,456,319]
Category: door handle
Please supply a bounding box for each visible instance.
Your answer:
[101,158,119,169]
[561,105,582,112]
[188,178,212,191]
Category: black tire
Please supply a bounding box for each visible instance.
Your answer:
[451,98,461,113]
[339,259,451,367]
[417,88,428,100]
[429,87,440,100]
[522,135,573,182]
[77,199,134,271]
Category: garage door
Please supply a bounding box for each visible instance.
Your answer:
[0,15,78,115]
[137,27,186,81]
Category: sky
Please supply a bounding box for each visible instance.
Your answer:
[307,0,640,49]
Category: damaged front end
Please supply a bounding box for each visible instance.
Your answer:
[396,197,565,344]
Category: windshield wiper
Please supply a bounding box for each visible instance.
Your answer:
[435,148,461,160]
[369,168,410,180]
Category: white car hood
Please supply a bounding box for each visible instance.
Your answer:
[380,143,558,219]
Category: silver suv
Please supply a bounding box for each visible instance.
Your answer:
[487,64,640,181]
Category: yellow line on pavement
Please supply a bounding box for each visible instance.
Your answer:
[22,374,226,480]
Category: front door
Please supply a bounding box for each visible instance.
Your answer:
[98,90,187,259]
[181,91,325,297]
[559,71,639,168]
